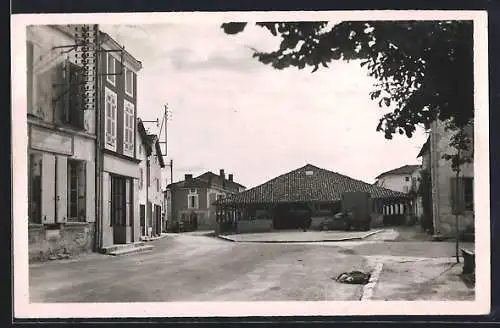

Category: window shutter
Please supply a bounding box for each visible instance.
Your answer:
[86,161,95,222]
[56,156,67,223]
[41,153,56,224]
[450,177,465,214]
[125,179,132,226]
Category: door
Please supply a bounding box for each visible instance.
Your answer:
[140,204,145,236]
[155,205,162,235]
[111,176,127,244]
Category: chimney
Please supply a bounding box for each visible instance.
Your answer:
[228,174,233,182]
[219,169,225,179]
[184,174,193,181]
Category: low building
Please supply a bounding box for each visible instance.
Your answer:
[374,164,422,222]
[136,119,166,238]
[213,164,409,234]
[418,120,474,238]
[166,169,246,231]
[27,24,98,261]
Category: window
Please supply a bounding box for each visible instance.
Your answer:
[190,188,196,193]
[139,144,142,155]
[139,168,143,189]
[27,41,34,115]
[405,176,410,181]
[123,100,135,156]
[156,178,160,192]
[188,195,199,209]
[125,67,134,96]
[451,177,474,214]
[106,53,116,85]
[56,61,85,129]
[217,194,224,200]
[464,177,474,211]
[67,159,86,222]
[403,186,409,193]
[28,153,42,224]
[105,88,117,150]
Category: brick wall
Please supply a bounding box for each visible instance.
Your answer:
[28,223,95,262]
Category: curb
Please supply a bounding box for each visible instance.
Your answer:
[360,262,384,301]
[216,229,384,244]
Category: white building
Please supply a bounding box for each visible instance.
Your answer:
[27,25,98,261]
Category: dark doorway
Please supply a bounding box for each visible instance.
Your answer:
[273,204,310,230]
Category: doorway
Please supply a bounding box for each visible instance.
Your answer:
[111,175,132,244]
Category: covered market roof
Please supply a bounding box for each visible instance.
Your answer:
[214,164,408,206]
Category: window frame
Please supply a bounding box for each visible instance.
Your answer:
[106,53,116,86]
[187,189,199,209]
[123,99,135,157]
[67,159,86,222]
[104,87,117,151]
[124,67,134,97]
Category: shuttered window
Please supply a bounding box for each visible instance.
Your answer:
[125,67,134,96]
[123,99,135,156]
[105,87,117,150]
[27,41,34,115]
[450,177,474,214]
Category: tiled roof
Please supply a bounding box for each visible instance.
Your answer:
[417,136,430,158]
[375,164,421,180]
[214,164,408,206]
[166,171,246,190]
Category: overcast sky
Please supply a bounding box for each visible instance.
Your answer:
[100,23,428,189]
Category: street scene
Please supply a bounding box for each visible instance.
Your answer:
[22,17,479,306]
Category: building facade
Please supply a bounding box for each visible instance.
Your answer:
[96,31,143,248]
[166,169,246,231]
[137,119,165,239]
[374,164,423,220]
[424,120,474,238]
[27,25,98,261]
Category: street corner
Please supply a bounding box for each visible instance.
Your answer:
[370,257,475,301]
[215,229,386,243]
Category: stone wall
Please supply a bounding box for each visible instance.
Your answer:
[431,120,474,237]
[28,223,95,262]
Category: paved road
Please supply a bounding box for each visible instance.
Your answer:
[29,232,474,303]
[29,234,369,302]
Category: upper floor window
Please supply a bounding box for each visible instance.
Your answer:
[405,176,410,182]
[106,53,116,85]
[105,88,117,151]
[123,99,135,157]
[56,61,85,129]
[125,67,134,97]
[139,168,143,190]
[190,188,197,193]
[188,194,199,209]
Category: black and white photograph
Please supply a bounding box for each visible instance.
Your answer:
[11,11,490,318]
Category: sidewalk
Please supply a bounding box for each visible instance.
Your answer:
[366,256,475,301]
[217,229,384,243]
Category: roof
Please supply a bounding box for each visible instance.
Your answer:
[99,31,143,71]
[137,119,165,168]
[148,134,166,168]
[166,171,246,190]
[214,164,408,206]
[375,164,421,180]
[417,136,430,158]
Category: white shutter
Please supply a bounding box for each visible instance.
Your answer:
[86,161,96,222]
[41,153,56,224]
[56,155,67,223]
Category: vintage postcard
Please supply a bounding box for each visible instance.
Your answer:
[11,10,490,318]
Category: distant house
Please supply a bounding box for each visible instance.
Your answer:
[374,164,421,194]
[418,120,474,238]
[213,164,409,234]
[374,164,422,219]
[165,169,246,231]
[137,119,166,238]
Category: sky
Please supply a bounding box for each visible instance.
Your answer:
[100,23,428,189]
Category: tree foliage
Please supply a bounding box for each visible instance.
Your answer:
[221,21,474,142]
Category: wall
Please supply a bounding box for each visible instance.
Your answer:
[377,174,416,193]
[431,120,474,237]
[237,219,273,233]
[28,223,95,262]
